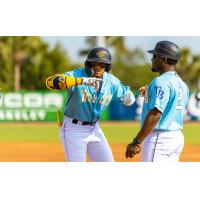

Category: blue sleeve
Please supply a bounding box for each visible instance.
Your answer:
[112,80,130,101]
[64,71,74,77]
[149,79,170,113]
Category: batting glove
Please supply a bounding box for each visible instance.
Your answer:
[82,77,103,90]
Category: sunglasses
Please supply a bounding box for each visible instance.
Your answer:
[90,62,107,68]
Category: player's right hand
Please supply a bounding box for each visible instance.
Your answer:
[82,77,103,89]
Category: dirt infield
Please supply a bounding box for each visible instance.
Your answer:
[0,142,199,162]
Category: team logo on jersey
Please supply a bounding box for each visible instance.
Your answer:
[155,86,164,99]
[99,94,112,105]
[96,51,106,58]
[81,90,97,103]
[81,89,112,105]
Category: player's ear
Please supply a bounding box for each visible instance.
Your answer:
[160,57,167,66]
[163,57,167,64]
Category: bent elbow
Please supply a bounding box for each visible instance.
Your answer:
[46,76,55,90]
[127,94,135,106]
[46,74,68,90]
[122,91,135,106]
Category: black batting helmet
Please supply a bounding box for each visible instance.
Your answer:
[84,47,112,73]
[147,40,180,61]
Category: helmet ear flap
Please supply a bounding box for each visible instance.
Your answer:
[84,61,94,76]
[84,61,90,68]
[105,64,111,72]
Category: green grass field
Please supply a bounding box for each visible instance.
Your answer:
[0,121,200,144]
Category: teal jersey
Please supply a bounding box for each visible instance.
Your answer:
[141,71,189,131]
[63,68,131,123]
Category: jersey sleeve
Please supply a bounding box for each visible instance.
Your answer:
[112,80,131,102]
[148,78,170,113]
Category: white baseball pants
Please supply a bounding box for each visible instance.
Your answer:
[59,116,114,162]
[141,130,184,162]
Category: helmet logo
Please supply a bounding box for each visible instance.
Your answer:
[96,50,106,58]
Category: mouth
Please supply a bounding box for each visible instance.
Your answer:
[93,71,103,77]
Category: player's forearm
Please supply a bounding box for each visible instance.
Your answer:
[46,74,83,90]
[136,108,162,143]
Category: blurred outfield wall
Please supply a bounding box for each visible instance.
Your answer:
[0,90,200,121]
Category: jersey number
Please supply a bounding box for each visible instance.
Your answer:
[176,87,183,110]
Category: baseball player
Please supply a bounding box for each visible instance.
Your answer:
[46,47,135,162]
[125,41,189,162]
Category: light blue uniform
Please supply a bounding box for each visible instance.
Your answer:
[141,71,189,162]
[60,68,133,162]
[141,71,189,130]
[64,68,130,122]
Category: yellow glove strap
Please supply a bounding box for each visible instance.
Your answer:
[46,74,83,90]
[66,76,83,88]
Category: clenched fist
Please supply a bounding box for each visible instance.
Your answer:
[125,138,142,158]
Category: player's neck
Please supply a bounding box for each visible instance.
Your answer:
[160,65,176,75]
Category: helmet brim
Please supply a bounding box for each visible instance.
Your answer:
[147,50,166,58]
[86,58,112,65]
[147,50,154,54]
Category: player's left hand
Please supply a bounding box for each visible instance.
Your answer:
[125,138,142,158]
[139,85,148,97]
[82,77,103,90]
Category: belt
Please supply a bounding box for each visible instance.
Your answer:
[72,119,96,126]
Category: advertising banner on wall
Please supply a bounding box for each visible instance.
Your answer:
[0,91,66,121]
[0,90,199,121]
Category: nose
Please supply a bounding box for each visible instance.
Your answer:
[94,64,101,69]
